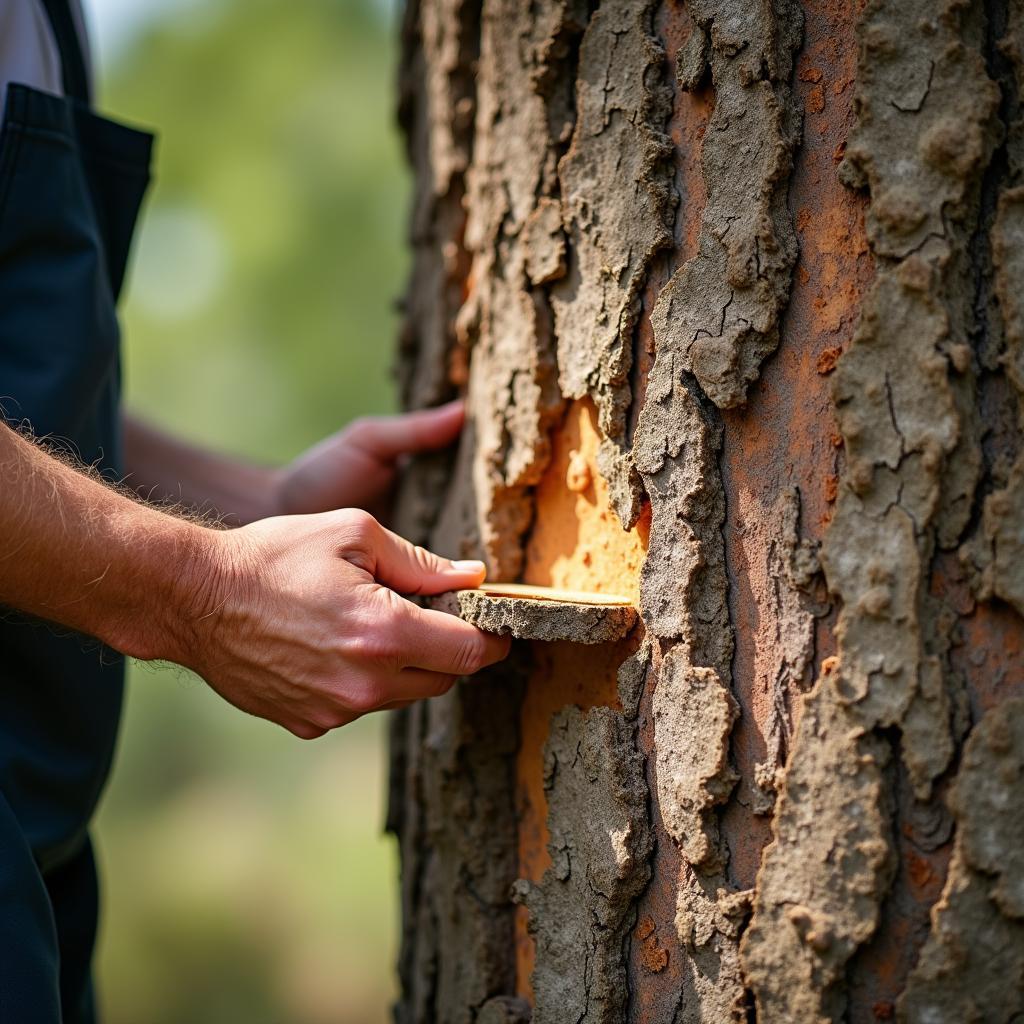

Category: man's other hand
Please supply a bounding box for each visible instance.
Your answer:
[179,508,509,739]
[274,399,465,520]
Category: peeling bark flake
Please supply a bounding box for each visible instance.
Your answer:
[649,0,803,410]
[741,662,895,1024]
[439,0,590,578]
[550,0,675,527]
[653,648,738,871]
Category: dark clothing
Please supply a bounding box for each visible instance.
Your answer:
[0,3,153,1019]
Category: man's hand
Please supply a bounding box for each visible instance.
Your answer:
[0,425,508,738]
[179,508,509,739]
[272,399,465,520]
[123,400,466,525]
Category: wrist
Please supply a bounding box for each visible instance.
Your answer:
[123,517,240,667]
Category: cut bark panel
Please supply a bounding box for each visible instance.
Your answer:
[432,583,637,643]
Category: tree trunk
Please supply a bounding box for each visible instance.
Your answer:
[386,1,1024,1021]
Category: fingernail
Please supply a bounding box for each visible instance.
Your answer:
[451,559,485,574]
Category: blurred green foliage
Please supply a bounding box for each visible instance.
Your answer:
[93,1,407,1021]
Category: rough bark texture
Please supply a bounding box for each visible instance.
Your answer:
[387,1,1024,1021]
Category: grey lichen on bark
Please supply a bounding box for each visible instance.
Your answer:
[634,372,729,666]
[652,647,738,872]
[826,260,964,793]
[617,637,653,722]
[751,487,820,815]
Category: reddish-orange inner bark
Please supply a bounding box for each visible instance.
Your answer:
[514,397,649,998]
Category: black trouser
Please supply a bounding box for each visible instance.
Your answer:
[0,793,99,1023]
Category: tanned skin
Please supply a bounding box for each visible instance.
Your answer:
[0,401,509,739]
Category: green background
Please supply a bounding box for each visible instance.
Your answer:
[92,1,407,1020]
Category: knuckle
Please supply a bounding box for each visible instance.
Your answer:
[335,509,381,572]
[337,507,378,543]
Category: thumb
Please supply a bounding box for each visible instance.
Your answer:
[365,523,486,595]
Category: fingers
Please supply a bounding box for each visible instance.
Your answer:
[348,400,464,462]
[392,602,511,675]
[328,593,510,712]
[348,512,486,595]
[280,606,509,738]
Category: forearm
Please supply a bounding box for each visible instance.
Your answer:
[123,413,278,525]
[0,423,218,661]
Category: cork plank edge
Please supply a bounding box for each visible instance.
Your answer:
[430,588,638,644]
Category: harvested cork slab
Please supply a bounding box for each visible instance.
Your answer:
[431,582,637,644]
